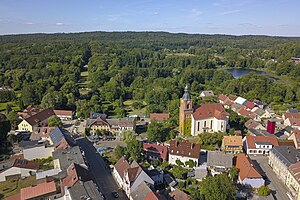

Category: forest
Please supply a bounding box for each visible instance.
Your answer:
[0,31,300,122]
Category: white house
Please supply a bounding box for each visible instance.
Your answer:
[0,159,39,182]
[234,97,247,105]
[53,110,73,120]
[200,90,214,98]
[243,136,279,155]
[191,103,229,135]
[169,140,201,167]
[236,154,264,188]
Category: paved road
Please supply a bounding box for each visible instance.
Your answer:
[76,137,128,200]
[250,156,289,200]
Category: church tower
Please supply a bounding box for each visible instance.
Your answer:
[179,85,193,134]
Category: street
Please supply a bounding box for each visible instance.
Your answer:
[250,156,290,200]
[76,137,128,200]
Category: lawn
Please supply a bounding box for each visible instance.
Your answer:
[0,101,20,112]
[123,100,147,116]
[0,176,36,198]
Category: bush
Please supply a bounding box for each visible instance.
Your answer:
[258,186,270,196]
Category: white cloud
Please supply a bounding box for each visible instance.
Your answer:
[191,8,203,17]
[56,22,64,26]
[220,9,241,15]
[154,12,159,15]
[25,22,34,25]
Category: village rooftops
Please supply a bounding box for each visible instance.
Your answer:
[289,162,300,183]
[218,94,228,102]
[271,146,300,167]
[207,151,233,169]
[169,140,200,159]
[68,180,104,200]
[192,103,228,120]
[0,158,39,172]
[23,108,55,126]
[234,97,247,105]
[53,109,73,116]
[143,143,168,161]
[130,181,158,200]
[244,136,279,149]
[114,156,130,179]
[20,181,57,200]
[244,101,256,110]
[49,127,76,147]
[223,136,243,147]
[236,154,262,181]
[169,188,190,200]
[149,113,170,121]
[245,119,261,130]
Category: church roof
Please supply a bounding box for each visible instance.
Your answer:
[181,85,191,101]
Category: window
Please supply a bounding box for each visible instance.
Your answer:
[187,103,190,109]
[204,121,207,127]
[210,120,213,129]
[197,122,200,131]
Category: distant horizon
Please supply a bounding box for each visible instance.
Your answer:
[1,30,300,38]
[1,0,299,37]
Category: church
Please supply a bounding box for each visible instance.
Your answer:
[179,85,229,136]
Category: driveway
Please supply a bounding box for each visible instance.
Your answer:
[94,138,126,149]
[250,155,290,200]
[76,137,128,200]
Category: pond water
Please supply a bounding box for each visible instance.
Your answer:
[226,68,266,78]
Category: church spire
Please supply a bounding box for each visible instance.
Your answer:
[181,84,191,100]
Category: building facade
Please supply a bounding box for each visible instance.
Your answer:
[179,85,193,134]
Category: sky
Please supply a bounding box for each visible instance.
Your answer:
[0,0,299,36]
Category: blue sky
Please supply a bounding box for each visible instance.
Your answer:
[0,0,299,36]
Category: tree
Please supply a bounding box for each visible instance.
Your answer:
[48,115,63,127]
[147,120,171,142]
[185,160,196,168]
[114,145,124,160]
[125,139,143,162]
[122,131,136,142]
[7,111,20,130]
[229,167,239,182]
[200,174,237,200]
[0,114,11,146]
[171,165,189,179]
[258,186,271,196]
[176,159,184,166]
[6,104,12,114]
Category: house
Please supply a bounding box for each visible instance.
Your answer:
[90,112,107,119]
[60,163,92,195]
[228,95,238,102]
[17,108,55,132]
[235,154,264,188]
[234,97,247,105]
[191,103,229,135]
[143,143,168,162]
[252,107,269,118]
[200,90,214,98]
[254,101,268,109]
[86,117,111,135]
[245,119,266,130]
[218,94,228,104]
[20,181,57,200]
[17,105,42,120]
[169,188,190,200]
[169,140,201,167]
[283,113,300,121]
[265,108,275,117]
[145,168,164,187]
[30,126,54,141]
[53,109,73,120]
[164,173,177,188]
[36,168,61,183]
[284,118,300,130]
[150,113,170,122]
[289,130,300,149]
[130,181,158,200]
[244,101,256,111]
[222,136,243,154]
[269,146,300,193]
[238,108,252,118]
[207,151,233,176]
[49,127,76,150]
[0,158,39,182]
[113,157,154,198]
[231,103,243,113]
[194,164,208,181]
[243,136,279,155]
[52,146,86,173]
[286,162,300,199]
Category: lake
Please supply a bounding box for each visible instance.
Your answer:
[226,68,267,78]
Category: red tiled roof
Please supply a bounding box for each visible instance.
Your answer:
[228,95,237,101]
[169,140,200,159]
[5,193,20,200]
[278,140,295,147]
[289,162,300,183]
[114,156,130,179]
[127,166,142,182]
[244,119,260,129]
[143,143,168,161]
[20,181,56,200]
[284,113,300,119]
[193,103,228,120]
[289,118,300,127]
[150,113,170,121]
[238,108,251,117]
[30,126,55,140]
[236,154,262,181]
[244,101,256,110]
[218,94,228,102]
[244,136,279,149]
[13,159,39,170]
[145,191,159,200]
[169,189,190,200]
[54,110,73,116]
[90,117,110,127]
[25,108,55,126]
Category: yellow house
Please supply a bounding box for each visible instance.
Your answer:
[222,136,243,154]
[17,108,55,132]
[88,117,111,134]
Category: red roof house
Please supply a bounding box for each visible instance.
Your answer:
[143,143,168,161]
[150,113,170,121]
[192,103,228,120]
[244,101,256,110]
[20,181,57,200]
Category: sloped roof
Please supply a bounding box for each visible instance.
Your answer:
[169,188,190,200]
[90,117,110,127]
[228,95,237,101]
[181,85,191,101]
[20,181,56,200]
[201,90,214,96]
[288,118,300,127]
[244,136,279,149]
[24,108,55,126]
[69,180,104,200]
[271,146,300,167]
[193,103,228,120]
[238,108,251,117]
[236,154,262,181]
[114,156,130,179]
[254,108,266,117]
[150,113,170,121]
[284,113,300,119]
[49,127,76,146]
[143,143,168,161]
[127,166,142,182]
[234,97,247,105]
[245,119,260,129]
[169,140,200,159]
[0,159,39,172]
[289,162,300,184]
[53,110,73,116]
[130,181,158,200]
[223,136,243,147]
[207,151,233,168]
[244,101,256,110]
[30,126,55,141]
[218,94,228,102]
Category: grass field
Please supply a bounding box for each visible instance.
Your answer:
[0,176,36,198]
[0,102,20,112]
[78,66,91,95]
[123,100,147,116]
